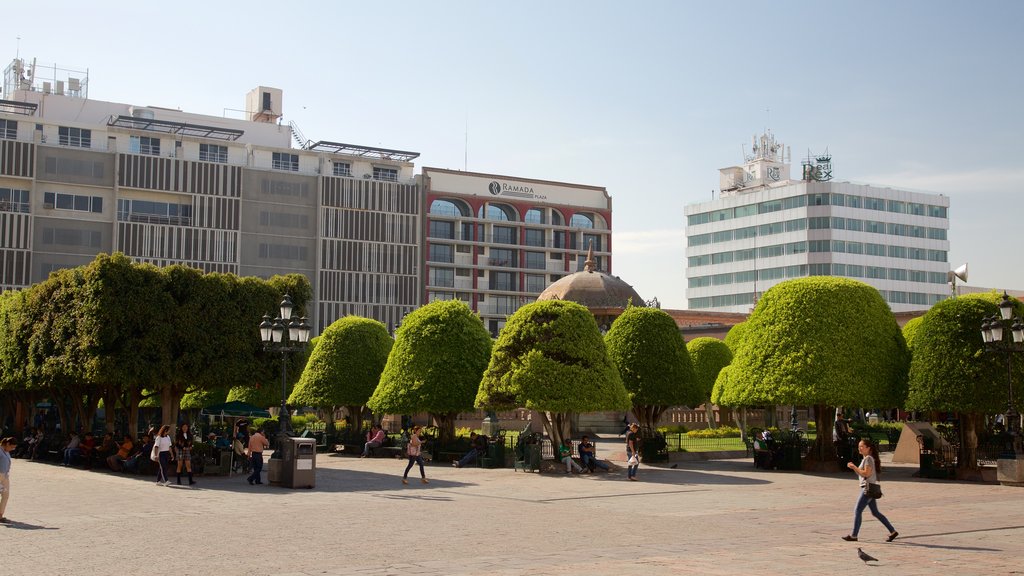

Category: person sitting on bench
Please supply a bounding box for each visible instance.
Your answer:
[453,432,488,468]
[578,436,609,472]
[361,424,386,458]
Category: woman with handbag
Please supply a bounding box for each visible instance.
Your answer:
[174,423,196,486]
[401,425,428,485]
[625,423,640,481]
[842,438,898,542]
[154,425,174,486]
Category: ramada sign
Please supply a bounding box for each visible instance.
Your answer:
[488,180,547,201]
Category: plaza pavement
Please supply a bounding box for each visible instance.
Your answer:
[2,446,1022,576]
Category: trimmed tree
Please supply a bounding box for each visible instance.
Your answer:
[712,277,909,463]
[368,300,491,442]
[687,337,733,430]
[605,306,697,430]
[905,292,1023,474]
[476,300,630,448]
[289,317,393,435]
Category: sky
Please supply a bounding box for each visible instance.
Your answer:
[5,1,1022,309]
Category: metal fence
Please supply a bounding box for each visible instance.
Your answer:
[662,433,748,454]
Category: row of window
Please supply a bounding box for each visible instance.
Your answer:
[689,241,947,267]
[687,192,948,226]
[116,198,192,225]
[429,220,603,250]
[689,263,948,288]
[689,289,944,309]
[429,199,599,228]
[0,188,30,213]
[689,216,947,246]
[44,191,103,213]
[427,267,561,292]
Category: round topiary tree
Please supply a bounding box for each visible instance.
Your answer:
[289,317,392,435]
[905,292,1023,474]
[687,337,733,430]
[476,300,630,448]
[367,300,492,442]
[605,306,697,431]
[712,277,909,463]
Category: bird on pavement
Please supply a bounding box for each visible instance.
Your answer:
[857,548,878,564]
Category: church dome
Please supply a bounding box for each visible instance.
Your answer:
[536,247,644,311]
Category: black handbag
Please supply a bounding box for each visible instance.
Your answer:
[864,482,883,499]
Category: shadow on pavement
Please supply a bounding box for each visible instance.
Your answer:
[2,520,58,530]
[184,465,476,495]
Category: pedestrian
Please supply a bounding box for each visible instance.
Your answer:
[174,423,196,486]
[0,437,17,523]
[246,428,269,485]
[402,425,428,485]
[842,438,898,542]
[625,423,641,481]
[154,425,173,486]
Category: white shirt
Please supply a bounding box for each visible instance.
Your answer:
[156,436,173,452]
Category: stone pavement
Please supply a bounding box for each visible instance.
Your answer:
[2,450,1022,576]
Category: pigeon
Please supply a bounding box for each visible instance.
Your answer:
[858,548,878,564]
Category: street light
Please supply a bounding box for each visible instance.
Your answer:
[980,292,1024,458]
[259,294,311,442]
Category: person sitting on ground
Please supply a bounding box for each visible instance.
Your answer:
[62,431,82,467]
[78,433,97,468]
[123,434,153,474]
[106,433,134,472]
[361,424,386,458]
[454,432,488,468]
[559,439,584,474]
[577,435,609,472]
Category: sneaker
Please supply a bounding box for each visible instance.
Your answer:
[886,532,899,542]
[842,535,858,542]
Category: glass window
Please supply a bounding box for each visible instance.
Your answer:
[865,220,886,234]
[331,162,351,177]
[928,250,947,262]
[831,217,845,229]
[524,229,545,247]
[864,197,885,211]
[846,265,863,277]
[489,248,515,267]
[0,119,16,140]
[830,193,845,206]
[525,274,546,292]
[908,203,925,216]
[373,167,398,182]
[734,226,758,239]
[784,218,806,232]
[583,234,602,252]
[808,217,830,229]
[757,200,782,214]
[887,200,905,214]
[758,222,783,236]
[928,205,948,218]
[428,268,454,287]
[480,204,514,221]
[199,143,228,163]
[808,193,829,206]
[782,196,807,210]
[846,195,862,208]
[846,241,863,254]
[428,220,455,239]
[888,245,907,259]
[689,233,711,246]
[525,251,545,270]
[428,244,453,263]
[865,243,886,257]
[58,126,91,148]
[129,136,161,156]
[570,213,595,228]
[492,226,516,244]
[845,218,863,231]
[687,213,710,226]
[524,208,544,224]
[734,204,757,218]
[890,268,908,281]
[490,271,515,291]
[272,152,299,171]
[927,228,947,240]
[809,240,830,253]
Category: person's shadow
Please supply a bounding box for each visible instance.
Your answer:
[2,520,58,531]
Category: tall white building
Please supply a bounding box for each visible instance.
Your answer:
[684,131,950,312]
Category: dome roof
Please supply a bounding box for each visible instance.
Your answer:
[537,247,644,311]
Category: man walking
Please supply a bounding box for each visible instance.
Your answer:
[246,428,269,485]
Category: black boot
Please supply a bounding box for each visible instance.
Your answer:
[188,472,195,485]
[176,473,182,485]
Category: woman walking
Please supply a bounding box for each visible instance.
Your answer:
[625,423,640,481]
[842,438,898,542]
[154,425,174,486]
[0,437,17,523]
[402,425,428,485]
[175,423,196,486]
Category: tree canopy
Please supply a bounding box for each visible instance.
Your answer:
[604,306,696,429]
[687,337,733,402]
[367,300,491,440]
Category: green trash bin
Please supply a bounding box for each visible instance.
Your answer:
[482,439,505,468]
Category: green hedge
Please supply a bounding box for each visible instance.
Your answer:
[685,425,741,439]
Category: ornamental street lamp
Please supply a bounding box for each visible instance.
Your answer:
[259,294,311,442]
[980,292,1024,458]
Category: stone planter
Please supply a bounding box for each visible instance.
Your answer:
[997,456,1024,486]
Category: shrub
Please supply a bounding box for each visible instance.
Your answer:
[686,425,741,439]
[657,425,689,435]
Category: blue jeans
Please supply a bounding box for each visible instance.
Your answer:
[626,448,639,478]
[580,452,608,471]
[852,490,895,536]
[457,448,480,468]
[63,448,80,466]
[248,453,263,483]
[404,455,425,479]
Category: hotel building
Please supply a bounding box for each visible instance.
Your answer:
[684,132,950,312]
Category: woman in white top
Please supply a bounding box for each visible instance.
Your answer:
[842,438,898,542]
[0,437,17,523]
[402,426,428,485]
[154,425,174,486]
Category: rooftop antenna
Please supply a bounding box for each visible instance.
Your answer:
[16,36,20,59]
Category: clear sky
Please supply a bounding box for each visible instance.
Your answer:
[5,1,1022,309]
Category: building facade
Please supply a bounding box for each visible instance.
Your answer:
[685,132,950,312]
[0,58,421,332]
[422,168,613,335]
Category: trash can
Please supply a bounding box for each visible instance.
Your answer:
[279,437,316,489]
[481,439,505,469]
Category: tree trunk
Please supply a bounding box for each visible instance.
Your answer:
[733,408,748,442]
[160,386,182,429]
[431,412,456,443]
[345,405,363,437]
[127,387,141,437]
[103,389,119,434]
[323,408,335,436]
[633,405,664,432]
[806,403,836,462]
[539,411,572,454]
[704,403,718,430]
[957,412,980,471]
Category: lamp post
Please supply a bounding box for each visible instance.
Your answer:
[259,294,311,444]
[980,292,1023,462]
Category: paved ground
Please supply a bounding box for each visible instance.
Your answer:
[2,447,1022,576]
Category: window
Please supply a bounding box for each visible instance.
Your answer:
[372,166,398,182]
[117,198,190,224]
[758,200,782,214]
[257,244,308,261]
[845,218,863,232]
[846,265,864,277]
[831,217,845,229]
[460,222,475,241]
[490,271,515,291]
[272,152,299,171]
[909,270,928,283]
[525,274,546,292]
[865,220,886,234]
[866,267,887,279]
[489,248,515,267]
[570,213,595,228]
[831,240,846,253]
[782,196,807,210]
[688,255,711,267]
[332,162,352,177]
[784,219,806,233]
[58,126,91,148]
[808,193,829,206]
[525,251,545,270]
[845,195,862,209]
[582,234,602,252]
[735,204,756,218]
[0,119,16,140]
[524,208,544,224]
[928,228,947,240]
[928,250,947,262]
[888,245,907,259]
[809,240,830,253]
[758,222,782,236]
[808,217,830,229]
[864,197,885,211]
[428,244,453,263]
[735,226,758,239]
[129,135,161,156]
[481,204,514,221]
[865,243,886,257]
[846,241,863,254]
[689,276,712,288]
[46,192,104,214]
[492,226,516,244]
[830,193,845,206]
[428,268,454,287]
[890,268,908,281]
[0,188,30,213]
[687,213,710,226]
[524,229,545,247]
[928,205,948,218]
[199,143,228,163]
[713,230,734,243]
[908,203,925,216]
[428,220,455,239]
[887,200,905,214]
